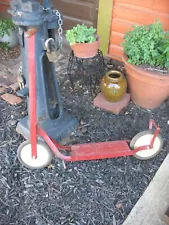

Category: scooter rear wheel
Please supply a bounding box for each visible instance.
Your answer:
[130,130,163,160]
[17,140,53,169]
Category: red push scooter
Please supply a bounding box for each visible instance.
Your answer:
[17,34,163,169]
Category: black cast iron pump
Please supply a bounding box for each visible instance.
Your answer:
[8,0,78,143]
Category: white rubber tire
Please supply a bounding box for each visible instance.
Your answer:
[130,130,163,160]
[17,140,53,169]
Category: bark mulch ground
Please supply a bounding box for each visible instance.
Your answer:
[0,55,169,225]
[0,45,20,63]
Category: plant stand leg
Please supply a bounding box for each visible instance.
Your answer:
[67,51,75,89]
[66,50,106,96]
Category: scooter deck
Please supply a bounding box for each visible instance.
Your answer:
[71,140,132,161]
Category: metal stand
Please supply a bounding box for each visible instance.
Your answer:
[67,50,105,94]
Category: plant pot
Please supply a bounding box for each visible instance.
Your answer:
[0,28,19,47]
[100,70,127,102]
[70,36,100,59]
[122,53,169,109]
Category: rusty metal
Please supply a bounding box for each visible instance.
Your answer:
[25,28,37,38]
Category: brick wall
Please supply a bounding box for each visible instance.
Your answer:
[0,0,10,18]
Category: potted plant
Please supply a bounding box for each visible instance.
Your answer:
[0,19,18,48]
[122,21,169,109]
[65,24,100,58]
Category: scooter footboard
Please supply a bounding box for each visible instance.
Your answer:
[70,140,132,161]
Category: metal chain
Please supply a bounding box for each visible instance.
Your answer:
[18,62,25,89]
[53,9,63,50]
[42,7,63,50]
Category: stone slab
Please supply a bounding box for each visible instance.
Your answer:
[0,63,7,70]
[0,72,17,87]
[0,87,6,94]
[122,154,169,225]
[7,63,20,76]
[1,93,23,105]
[164,208,169,225]
[10,82,19,91]
[93,92,130,114]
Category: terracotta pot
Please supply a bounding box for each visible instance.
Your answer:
[122,53,169,109]
[70,36,100,59]
[100,70,127,102]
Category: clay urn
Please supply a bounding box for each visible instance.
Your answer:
[100,70,127,102]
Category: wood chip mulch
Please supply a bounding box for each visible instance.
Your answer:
[0,52,169,225]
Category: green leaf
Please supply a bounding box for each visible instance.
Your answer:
[0,42,10,51]
[0,19,16,37]
[122,20,167,68]
[65,23,96,44]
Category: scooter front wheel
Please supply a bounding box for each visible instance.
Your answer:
[130,130,163,160]
[17,140,53,169]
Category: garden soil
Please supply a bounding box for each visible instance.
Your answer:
[0,54,169,225]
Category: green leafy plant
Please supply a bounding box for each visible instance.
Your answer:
[0,19,16,50]
[158,32,169,71]
[122,21,169,69]
[0,19,16,38]
[65,24,97,45]
[0,42,10,51]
